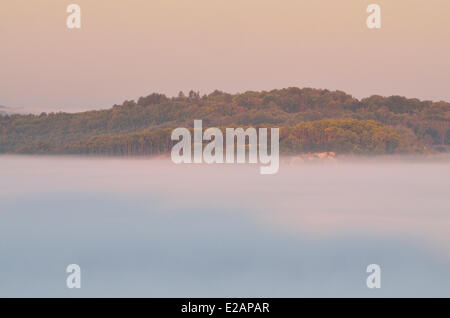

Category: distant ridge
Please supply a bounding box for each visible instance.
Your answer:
[0,105,8,116]
[0,105,38,115]
[0,87,448,155]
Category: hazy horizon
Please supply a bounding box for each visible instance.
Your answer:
[3,86,450,115]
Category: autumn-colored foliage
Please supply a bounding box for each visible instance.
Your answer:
[1,88,448,155]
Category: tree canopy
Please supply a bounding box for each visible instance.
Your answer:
[1,88,448,155]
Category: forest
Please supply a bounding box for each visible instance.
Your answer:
[1,87,449,156]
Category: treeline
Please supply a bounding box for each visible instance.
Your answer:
[1,87,449,155]
[7,119,417,156]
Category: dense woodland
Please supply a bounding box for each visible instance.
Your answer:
[1,88,449,156]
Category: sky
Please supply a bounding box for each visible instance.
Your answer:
[0,0,449,112]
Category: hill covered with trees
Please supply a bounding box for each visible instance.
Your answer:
[1,87,449,156]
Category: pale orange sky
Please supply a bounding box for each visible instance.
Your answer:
[0,0,449,111]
